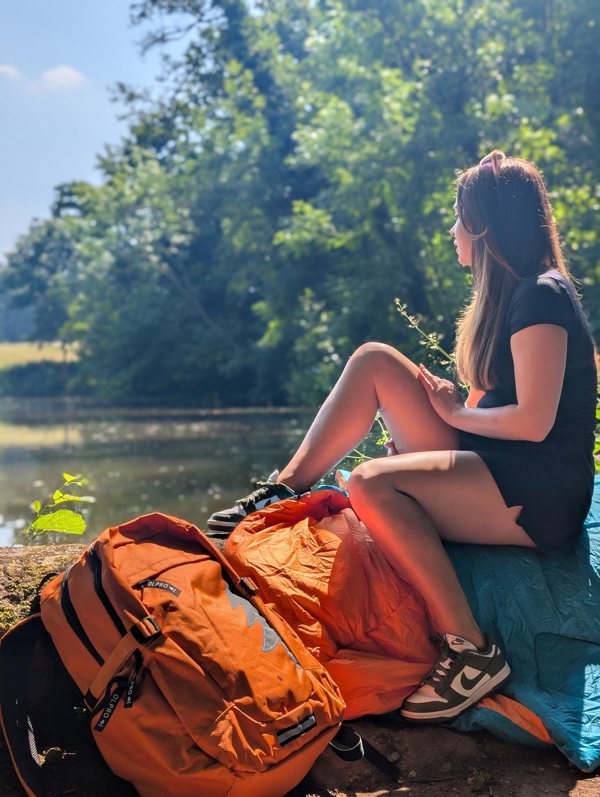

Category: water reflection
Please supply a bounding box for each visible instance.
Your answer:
[0,399,313,546]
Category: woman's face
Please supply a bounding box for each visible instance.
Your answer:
[450,205,472,268]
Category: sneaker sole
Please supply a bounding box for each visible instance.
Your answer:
[206,487,301,536]
[206,518,242,535]
[400,664,511,722]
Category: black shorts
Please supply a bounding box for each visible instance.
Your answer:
[459,432,594,552]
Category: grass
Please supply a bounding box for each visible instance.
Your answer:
[0,341,78,370]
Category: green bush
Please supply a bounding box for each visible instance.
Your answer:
[0,361,81,398]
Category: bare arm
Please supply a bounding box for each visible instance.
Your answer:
[418,324,567,442]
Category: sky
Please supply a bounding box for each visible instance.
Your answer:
[0,1,180,259]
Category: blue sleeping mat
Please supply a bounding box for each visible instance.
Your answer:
[448,473,600,771]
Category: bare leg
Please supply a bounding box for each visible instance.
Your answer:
[278,342,458,492]
[277,340,530,645]
[348,450,534,645]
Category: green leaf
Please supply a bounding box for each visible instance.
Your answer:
[51,493,96,506]
[31,500,42,514]
[29,509,86,536]
[62,473,87,487]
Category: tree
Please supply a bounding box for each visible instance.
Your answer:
[2,0,598,406]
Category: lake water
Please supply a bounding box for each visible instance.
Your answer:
[0,399,317,547]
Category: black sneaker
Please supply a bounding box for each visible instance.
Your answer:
[400,633,510,722]
[207,481,299,536]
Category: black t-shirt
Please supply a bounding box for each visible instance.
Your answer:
[478,269,597,445]
[460,268,597,549]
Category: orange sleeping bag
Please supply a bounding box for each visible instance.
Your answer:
[225,489,551,743]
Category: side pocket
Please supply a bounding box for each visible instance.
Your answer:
[0,614,48,797]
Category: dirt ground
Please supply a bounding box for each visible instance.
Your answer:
[1,544,599,797]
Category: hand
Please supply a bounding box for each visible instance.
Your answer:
[417,364,464,424]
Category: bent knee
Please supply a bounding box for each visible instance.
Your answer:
[349,341,405,367]
[348,464,373,518]
[348,461,425,532]
[348,457,428,506]
[347,342,418,393]
[347,460,389,507]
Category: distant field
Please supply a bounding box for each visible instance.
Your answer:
[0,342,78,370]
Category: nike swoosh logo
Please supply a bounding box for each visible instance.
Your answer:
[460,671,488,691]
[451,669,491,696]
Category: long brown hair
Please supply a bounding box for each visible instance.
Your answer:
[454,150,570,390]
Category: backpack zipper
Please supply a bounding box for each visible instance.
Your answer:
[88,546,128,636]
[60,549,149,718]
[60,567,104,666]
[87,547,153,710]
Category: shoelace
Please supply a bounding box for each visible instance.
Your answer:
[238,482,273,509]
[424,653,456,685]
[422,638,463,686]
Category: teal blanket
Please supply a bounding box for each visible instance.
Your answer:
[448,474,600,771]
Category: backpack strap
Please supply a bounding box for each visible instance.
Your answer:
[329,723,400,782]
[0,614,47,797]
[84,614,162,710]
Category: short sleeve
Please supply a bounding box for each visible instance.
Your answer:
[509,274,573,337]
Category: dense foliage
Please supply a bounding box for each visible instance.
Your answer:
[1,0,598,407]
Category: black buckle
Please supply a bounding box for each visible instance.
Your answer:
[130,615,161,644]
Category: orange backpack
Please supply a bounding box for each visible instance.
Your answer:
[0,513,345,797]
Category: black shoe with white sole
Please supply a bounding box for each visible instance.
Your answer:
[207,480,299,536]
[400,633,511,722]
